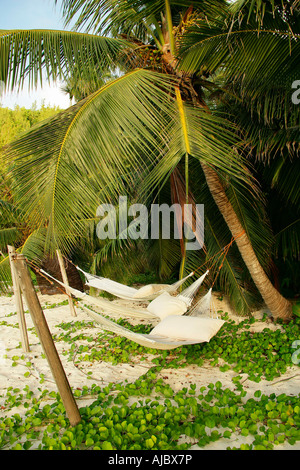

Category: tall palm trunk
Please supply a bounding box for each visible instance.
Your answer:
[201,162,293,321]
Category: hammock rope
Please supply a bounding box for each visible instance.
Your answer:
[191,229,246,278]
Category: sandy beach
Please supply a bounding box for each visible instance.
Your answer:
[0,290,299,451]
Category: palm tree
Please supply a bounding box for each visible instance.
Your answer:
[1,0,298,319]
[178,0,299,319]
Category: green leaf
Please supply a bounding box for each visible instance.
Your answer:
[85,437,94,447]
[102,441,114,450]
[0,29,127,91]
[292,302,300,318]
[145,438,155,449]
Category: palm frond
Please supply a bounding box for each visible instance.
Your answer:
[4,70,174,252]
[0,228,46,293]
[0,29,128,91]
[264,157,300,206]
[0,255,11,293]
[0,228,22,251]
[275,218,300,261]
[57,0,229,36]
[140,101,253,204]
[215,96,300,161]
[0,198,23,251]
[180,25,300,84]
[229,0,300,29]
[179,7,300,123]
[225,181,274,276]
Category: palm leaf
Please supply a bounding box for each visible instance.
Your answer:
[264,157,300,207]
[229,0,300,29]
[0,198,23,251]
[215,96,300,161]
[0,29,128,91]
[180,26,300,84]
[275,218,300,261]
[4,70,174,253]
[140,89,267,313]
[57,0,229,35]
[225,181,274,276]
[0,228,22,251]
[0,228,46,293]
[179,6,300,123]
[140,94,253,204]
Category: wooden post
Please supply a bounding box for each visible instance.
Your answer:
[8,246,30,353]
[13,253,81,427]
[56,250,77,317]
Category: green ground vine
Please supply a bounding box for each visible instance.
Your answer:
[0,302,299,450]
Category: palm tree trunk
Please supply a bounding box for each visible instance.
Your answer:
[201,162,293,321]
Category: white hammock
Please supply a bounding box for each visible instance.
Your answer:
[78,303,224,350]
[39,270,224,350]
[76,267,194,301]
[40,269,208,320]
[78,293,224,350]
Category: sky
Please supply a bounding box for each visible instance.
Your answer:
[0,0,74,109]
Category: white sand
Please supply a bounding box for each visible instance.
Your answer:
[0,291,299,451]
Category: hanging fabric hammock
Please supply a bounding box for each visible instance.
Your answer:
[40,269,209,320]
[76,266,194,301]
[38,269,224,350]
[79,302,224,350]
